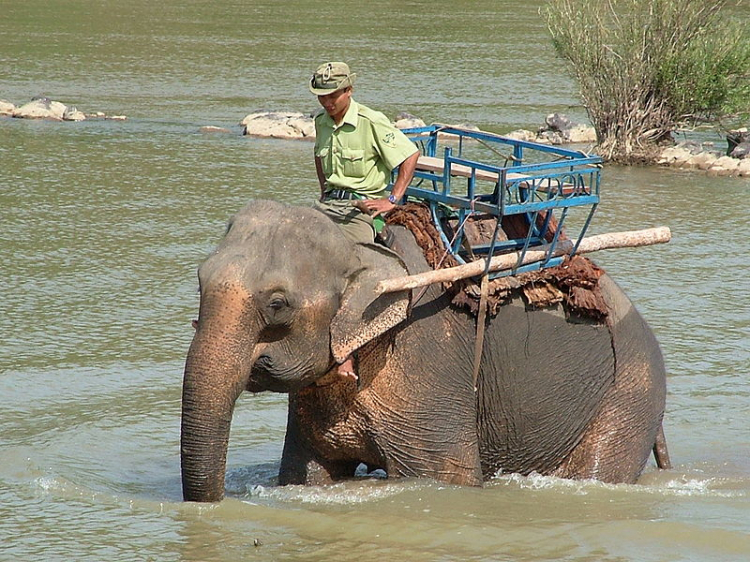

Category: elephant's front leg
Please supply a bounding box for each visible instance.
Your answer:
[376,415,484,486]
[279,398,361,485]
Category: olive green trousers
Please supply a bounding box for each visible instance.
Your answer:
[313,198,376,245]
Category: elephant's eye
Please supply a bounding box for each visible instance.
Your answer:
[269,294,287,311]
[264,292,293,327]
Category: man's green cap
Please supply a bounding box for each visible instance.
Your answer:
[309,62,356,96]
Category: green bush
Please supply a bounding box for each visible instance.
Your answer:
[544,0,750,163]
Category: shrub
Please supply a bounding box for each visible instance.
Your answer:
[544,0,750,163]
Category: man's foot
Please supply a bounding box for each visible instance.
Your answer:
[337,356,358,381]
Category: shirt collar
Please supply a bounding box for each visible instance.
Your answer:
[340,99,359,128]
[322,99,359,130]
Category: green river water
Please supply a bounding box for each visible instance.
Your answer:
[2,1,749,561]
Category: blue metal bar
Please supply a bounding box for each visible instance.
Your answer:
[470,237,546,254]
[404,187,505,214]
[572,202,599,256]
[405,125,602,161]
[502,196,600,214]
[544,207,568,266]
[399,125,602,275]
[482,219,505,276]
[513,210,540,273]
[429,201,467,266]
[442,147,452,197]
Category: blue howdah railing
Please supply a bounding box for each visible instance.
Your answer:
[393,125,602,276]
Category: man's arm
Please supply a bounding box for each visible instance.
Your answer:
[389,150,419,202]
[361,150,419,216]
[315,156,327,200]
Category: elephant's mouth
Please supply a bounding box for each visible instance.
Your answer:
[250,354,323,392]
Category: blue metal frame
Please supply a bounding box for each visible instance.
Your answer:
[392,126,602,277]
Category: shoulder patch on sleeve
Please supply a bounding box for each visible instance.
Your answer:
[381,131,397,147]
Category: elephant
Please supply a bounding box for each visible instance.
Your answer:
[180,199,669,502]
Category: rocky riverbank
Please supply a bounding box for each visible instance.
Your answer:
[657,129,750,177]
[5,96,748,178]
[0,97,126,121]
[237,109,598,147]
[236,109,749,177]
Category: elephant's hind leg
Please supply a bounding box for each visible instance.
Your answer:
[550,383,664,484]
[553,275,668,484]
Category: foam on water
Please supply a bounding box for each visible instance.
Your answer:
[243,479,432,505]
[491,468,749,499]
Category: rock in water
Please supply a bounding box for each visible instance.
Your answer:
[13,98,68,120]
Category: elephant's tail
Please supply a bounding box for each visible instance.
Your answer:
[653,422,672,470]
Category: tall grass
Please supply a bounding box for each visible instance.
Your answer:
[544,0,750,163]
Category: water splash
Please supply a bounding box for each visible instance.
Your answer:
[491,469,748,499]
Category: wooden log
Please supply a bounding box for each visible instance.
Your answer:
[375,226,671,294]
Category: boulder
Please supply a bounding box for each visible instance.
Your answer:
[505,129,539,143]
[687,152,718,171]
[13,97,67,120]
[566,123,597,143]
[545,113,573,132]
[708,156,740,176]
[738,159,750,177]
[240,110,315,139]
[63,106,86,121]
[539,112,596,144]
[730,141,750,159]
[657,146,688,165]
[0,99,15,116]
[658,142,706,167]
[675,140,704,154]
[394,112,426,130]
[538,130,566,145]
[428,121,481,140]
[726,128,749,156]
[657,140,750,177]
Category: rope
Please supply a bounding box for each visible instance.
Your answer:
[475,137,521,164]
[472,272,490,391]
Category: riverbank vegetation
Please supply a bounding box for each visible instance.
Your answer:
[544,0,750,163]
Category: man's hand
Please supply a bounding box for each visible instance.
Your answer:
[358,198,396,217]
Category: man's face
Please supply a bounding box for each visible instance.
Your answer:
[317,87,352,122]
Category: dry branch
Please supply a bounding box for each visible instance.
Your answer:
[376,226,671,294]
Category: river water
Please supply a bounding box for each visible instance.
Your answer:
[2,1,749,561]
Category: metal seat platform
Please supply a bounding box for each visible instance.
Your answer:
[393,125,602,277]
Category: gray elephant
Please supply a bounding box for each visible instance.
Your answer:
[181,199,669,502]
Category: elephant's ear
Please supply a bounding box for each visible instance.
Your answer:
[330,243,411,363]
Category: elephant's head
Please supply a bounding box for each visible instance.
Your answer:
[180,200,409,502]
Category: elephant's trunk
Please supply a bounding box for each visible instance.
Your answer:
[180,286,259,502]
[180,373,235,502]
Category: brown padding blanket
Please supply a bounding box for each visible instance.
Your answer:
[385,203,609,321]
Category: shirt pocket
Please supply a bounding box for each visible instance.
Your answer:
[340,148,365,178]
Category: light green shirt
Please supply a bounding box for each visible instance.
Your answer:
[314,100,418,199]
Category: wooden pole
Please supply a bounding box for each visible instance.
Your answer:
[375,226,671,294]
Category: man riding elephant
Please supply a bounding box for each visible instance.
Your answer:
[309,61,420,381]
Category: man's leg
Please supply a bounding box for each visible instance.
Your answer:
[312,199,372,381]
[313,199,375,244]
